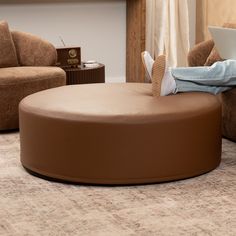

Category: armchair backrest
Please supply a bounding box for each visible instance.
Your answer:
[187,39,215,67]
[11,31,57,67]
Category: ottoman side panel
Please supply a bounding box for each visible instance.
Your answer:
[19,100,222,185]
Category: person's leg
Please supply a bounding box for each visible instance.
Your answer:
[172,60,236,94]
[141,51,154,82]
[141,52,176,96]
[141,51,236,96]
[173,79,231,94]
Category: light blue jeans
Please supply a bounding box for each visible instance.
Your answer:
[171,60,236,94]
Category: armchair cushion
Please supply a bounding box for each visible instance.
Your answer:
[204,47,222,66]
[188,39,214,67]
[0,66,66,130]
[11,31,57,66]
[0,21,18,68]
[221,88,236,141]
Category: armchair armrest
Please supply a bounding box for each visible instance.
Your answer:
[11,31,57,66]
[188,39,215,67]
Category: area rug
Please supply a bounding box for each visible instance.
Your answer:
[0,132,236,236]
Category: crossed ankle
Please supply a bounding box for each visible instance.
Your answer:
[161,69,176,96]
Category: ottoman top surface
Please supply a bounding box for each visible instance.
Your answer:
[20,83,220,123]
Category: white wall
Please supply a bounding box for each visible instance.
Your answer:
[0,0,126,83]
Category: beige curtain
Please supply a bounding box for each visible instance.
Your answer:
[146,0,190,67]
[146,0,166,59]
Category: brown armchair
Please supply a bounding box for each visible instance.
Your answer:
[0,21,66,130]
[188,40,236,141]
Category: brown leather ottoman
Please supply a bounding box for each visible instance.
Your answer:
[19,83,222,185]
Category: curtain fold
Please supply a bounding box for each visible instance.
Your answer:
[146,0,166,59]
[146,0,190,67]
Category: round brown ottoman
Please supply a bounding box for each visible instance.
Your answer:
[19,83,222,185]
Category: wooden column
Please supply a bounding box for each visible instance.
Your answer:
[126,0,146,82]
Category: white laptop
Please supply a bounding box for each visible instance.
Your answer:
[208,26,236,60]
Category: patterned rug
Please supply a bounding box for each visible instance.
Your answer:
[0,132,236,236]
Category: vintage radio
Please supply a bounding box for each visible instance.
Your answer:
[56,47,81,68]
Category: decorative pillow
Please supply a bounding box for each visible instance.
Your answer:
[0,21,18,68]
[204,22,236,66]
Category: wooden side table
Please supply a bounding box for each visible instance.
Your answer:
[56,47,105,85]
[64,64,105,85]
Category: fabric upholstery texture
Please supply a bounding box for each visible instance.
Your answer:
[221,88,236,141]
[188,39,214,67]
[0,67,66,130]
[0,21,66,130]
[188,37,236,141]
[0,66,63,85]
[12,31,57,66]
[0,21,18,68]
[204,47,222,66]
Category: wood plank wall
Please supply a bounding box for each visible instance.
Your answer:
[126,0,146,82]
